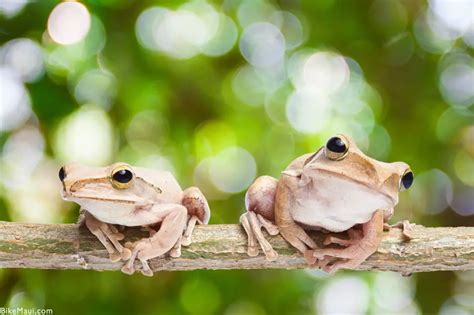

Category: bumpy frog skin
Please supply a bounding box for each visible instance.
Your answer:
[240,134,414,272]
[60,162,210,276]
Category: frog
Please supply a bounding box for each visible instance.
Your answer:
[240,134,413,272]
[59,162,210,276]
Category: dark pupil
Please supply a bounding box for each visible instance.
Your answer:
[402,171,414,189]
[59,167,66,181]
[326,137,347,153]
[113,169,133,183]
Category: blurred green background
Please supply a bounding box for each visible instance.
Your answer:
[1,0,473,314]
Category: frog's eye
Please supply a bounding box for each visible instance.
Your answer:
[324,136,349,160]
[400,170,414,191]
[110,165,134,189]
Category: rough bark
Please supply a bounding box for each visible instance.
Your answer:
[0,221,473,274]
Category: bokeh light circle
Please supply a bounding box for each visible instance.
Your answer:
[316,276,370,315]
[47,2,91,45]
[54,105,114,165]
[239,22,286,68]
[1,38,44,82]
[209,147,257,193]
[0,67,31,132]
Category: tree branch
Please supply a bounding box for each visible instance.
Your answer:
[0,221,473,274]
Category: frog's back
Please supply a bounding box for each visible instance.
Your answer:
[134,168,183,203]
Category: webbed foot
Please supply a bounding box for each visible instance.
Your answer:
[240,212,278,261]
[314,210,384,273]
[84,211,130,262]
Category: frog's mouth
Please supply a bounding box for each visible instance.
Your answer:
[65,191,138,204]
[61,183,138,204]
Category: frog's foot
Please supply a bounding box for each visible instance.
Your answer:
[181,187,210,246]
[240,176,279,260]
[385,220,414,240]
[279,223,317,258]
[169,236,182,258]
[240,212,278,261]
[304,249,319,265]
[317,255,365,274]
[121,205,187,276]
[181,215,202,246]
[240,213,259,257]
[84,211,131,262]
[257,214,279,236]
[323,229,363,247]
[313,210,384,273]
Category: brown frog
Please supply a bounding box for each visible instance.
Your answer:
[240,134,413,272]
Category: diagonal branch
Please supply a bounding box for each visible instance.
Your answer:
[0,221,473,274]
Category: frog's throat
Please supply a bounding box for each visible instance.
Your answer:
[303,167,398,205]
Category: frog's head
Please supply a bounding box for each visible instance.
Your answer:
[304,134,413,219]
[59,162,163,209]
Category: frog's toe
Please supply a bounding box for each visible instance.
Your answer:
[304,250,318,265]
[121,265,135,275]
[140,268,154,277]
[169,247,181,258]
[109,252,122,262]
[121,248,132,260]
[181,236,192,247]
[114,232,125,241]
[264,249,278,262]
[247,246,259,257]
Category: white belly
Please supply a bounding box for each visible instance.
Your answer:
[290,172,393,232]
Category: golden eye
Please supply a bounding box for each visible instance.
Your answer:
[110,165,134,189]
[324,135,349,160]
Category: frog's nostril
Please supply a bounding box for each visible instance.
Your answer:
[59,167,66,182]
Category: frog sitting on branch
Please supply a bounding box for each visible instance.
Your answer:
[240,134,414,272]
[59,163,211,276]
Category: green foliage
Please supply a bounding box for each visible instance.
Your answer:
[1,0,473,314]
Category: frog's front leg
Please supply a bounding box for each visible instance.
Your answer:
[83,211,131,262]
[313,210,384,273]
[181,186,211,246]
[275,178,317,262]
[121,204,187,276]
[240,176,279,260]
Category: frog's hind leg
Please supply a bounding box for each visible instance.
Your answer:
[245,176,278,222]
[248,211,278,261]
[84,211,131,262]
[240,176,279,261]
[240,213,259,256]
[121,204,187,276]
[181,187,210,246]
